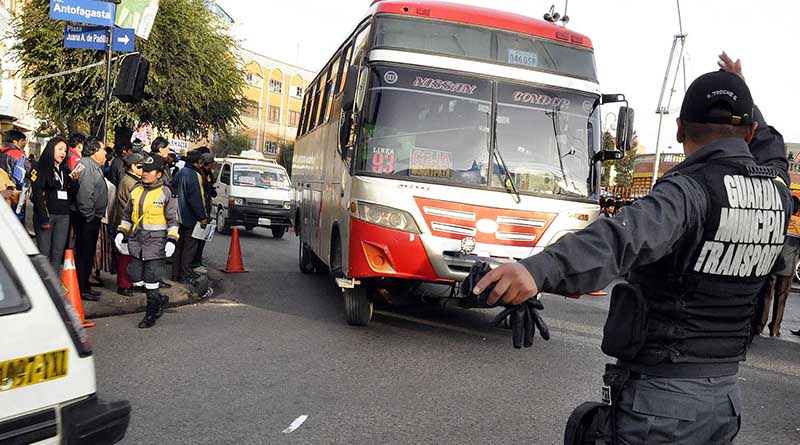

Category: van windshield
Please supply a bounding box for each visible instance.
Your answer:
[233,164,292,190]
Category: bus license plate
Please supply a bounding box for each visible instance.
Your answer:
[258,218,271,226]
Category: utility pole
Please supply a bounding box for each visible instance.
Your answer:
[651,0,687,190]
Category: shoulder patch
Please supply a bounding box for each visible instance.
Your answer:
[745,165,781,178]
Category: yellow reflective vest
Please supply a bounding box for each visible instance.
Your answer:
[118,179,180,260]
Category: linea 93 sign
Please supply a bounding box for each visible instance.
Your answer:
[50,0,116,28]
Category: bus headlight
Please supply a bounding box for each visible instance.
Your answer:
[283,201,292,209]
[356,201,420,234]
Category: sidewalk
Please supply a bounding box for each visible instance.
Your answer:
[83,268,214,319]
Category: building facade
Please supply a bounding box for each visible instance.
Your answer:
[238,48,314,157]
[0,0,43,154]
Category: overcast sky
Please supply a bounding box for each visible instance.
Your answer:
[218,0,800,153]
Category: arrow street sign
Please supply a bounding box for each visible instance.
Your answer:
[64,25,136,52]
[113,27,135,52]
[50,0,116,27]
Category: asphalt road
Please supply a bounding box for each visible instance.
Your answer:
[91,229,800,444]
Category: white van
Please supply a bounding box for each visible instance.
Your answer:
[0,201,130,443]
[212,156,294,238]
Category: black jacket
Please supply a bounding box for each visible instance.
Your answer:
[31,161,72,223]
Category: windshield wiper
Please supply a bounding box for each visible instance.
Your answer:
[492,128,521,204]
[546,108,570,186]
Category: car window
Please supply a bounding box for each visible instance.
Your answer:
[220,165,231,185]
[0,253,31,316]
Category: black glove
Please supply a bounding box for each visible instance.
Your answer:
[461,261,550,349]
[490,299,550,348]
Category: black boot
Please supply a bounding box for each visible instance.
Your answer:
[155,294,169,319]
[139,288,160,328]
[138,314,157,329]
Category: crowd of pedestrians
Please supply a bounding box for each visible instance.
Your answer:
[1,129,216,328]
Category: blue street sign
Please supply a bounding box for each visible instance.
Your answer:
[64,25,136,52]
[112,27,135,52]
[50,0,116,28]
[64,25,107,51]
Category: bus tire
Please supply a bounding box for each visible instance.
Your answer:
[272,227,286,239]
[344,286,372,326]
[216,206,232,235]
[298,229,316,274]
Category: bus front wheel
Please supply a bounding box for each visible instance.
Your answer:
[344,286,372,326]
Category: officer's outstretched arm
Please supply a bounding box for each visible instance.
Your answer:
[518,176,707,298]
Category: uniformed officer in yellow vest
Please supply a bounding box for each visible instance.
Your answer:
[115,155,180,328]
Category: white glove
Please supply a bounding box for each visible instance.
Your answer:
[114,233,128,255]
[165,241,176,258]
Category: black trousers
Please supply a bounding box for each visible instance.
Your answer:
[74,217,101,293]
[172,225,200,279]
[130,257,165,315]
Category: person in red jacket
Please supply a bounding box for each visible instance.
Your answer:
[66,133,86,172]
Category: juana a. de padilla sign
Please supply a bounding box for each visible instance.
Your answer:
[63,25,136,52]
[50,0,116,28]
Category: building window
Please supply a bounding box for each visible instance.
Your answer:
[250,138,257,150]
[269,79,283,94]
[288,111,300,128]
[244,100,259,118]
[268,105,281,123]
[293,86,304,98]
[246,72,262,88]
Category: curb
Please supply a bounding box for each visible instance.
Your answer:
[84,270,212,319]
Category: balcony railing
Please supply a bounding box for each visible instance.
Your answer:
[633,153,686,166]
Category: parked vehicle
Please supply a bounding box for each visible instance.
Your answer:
[0,200,130,444]
[212,156,294,238]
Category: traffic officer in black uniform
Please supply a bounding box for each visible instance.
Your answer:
[472,55,791,443]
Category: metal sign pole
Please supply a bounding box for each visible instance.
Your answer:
[100,25,114,144]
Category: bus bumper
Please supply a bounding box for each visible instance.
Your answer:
[348,217,447,283]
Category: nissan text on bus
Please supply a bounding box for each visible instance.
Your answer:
[293,0,634,326]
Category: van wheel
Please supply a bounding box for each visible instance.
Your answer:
[298,229,316,274]
[344,286,372,326]
[216,206,232,235]
[272,227,286,239]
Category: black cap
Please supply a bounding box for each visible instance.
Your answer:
[140,155,164,172]
[679,70,754,126]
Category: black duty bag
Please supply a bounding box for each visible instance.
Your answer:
[564,402,613,445]
[601,282,647,361]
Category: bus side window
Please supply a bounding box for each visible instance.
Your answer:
[351,24,372,66]
[298,93,310,137]
[308,83,320,132]
[318,65,332,126]
[335,44,353,96]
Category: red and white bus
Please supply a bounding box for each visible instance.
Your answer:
[292,0,634,325]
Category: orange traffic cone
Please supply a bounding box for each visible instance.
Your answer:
[62,249,95,328]
[223,228,248,273]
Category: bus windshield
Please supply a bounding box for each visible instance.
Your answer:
[233,164,292,190]
[494,82,597,197]
[357,66,598,198]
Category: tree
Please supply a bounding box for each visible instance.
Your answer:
[14,0,246,138]
[277,143,294,176]
[210,133,249,158]
[613,137,638,188]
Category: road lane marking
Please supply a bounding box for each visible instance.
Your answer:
[282,415,308,433]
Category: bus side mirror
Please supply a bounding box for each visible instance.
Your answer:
[592,150,624,163]
[342,66,360,113]
[616,106,635,151]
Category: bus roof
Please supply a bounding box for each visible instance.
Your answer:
[369,0,593,49]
